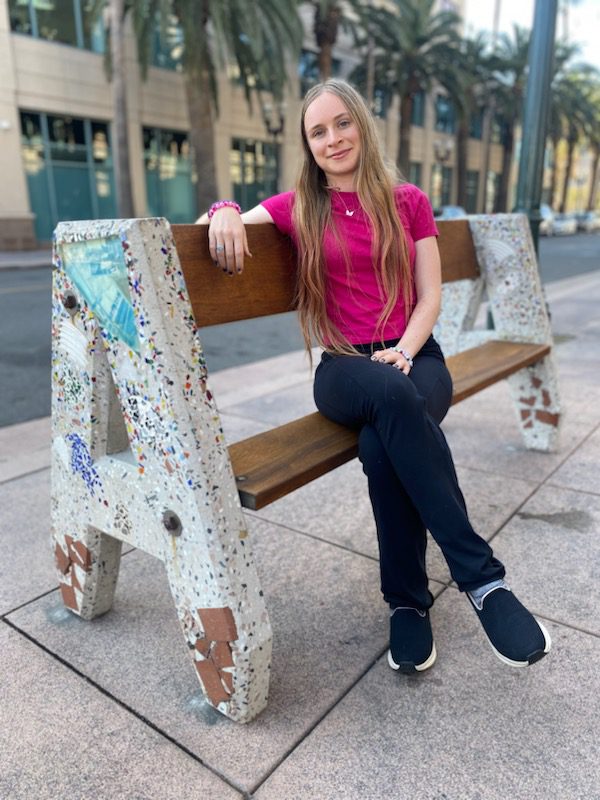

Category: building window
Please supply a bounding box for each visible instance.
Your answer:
[230,139,279,209]
[430,165,453,209]
[152,15,183,71]
[372,86,392,120]
[409,162,422,188]
[143,128,197,223]
[411,91,425,127]
[485,171,501,213]
[20,111,115,242]
[298,49,340,97]
[435,94,455,134]
[469,108,483,140]
[8,0,104,53]
[465,170,479,213]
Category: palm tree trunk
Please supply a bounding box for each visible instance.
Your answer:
[495,123,514,212]
[318,42,334,80]
[456,118,469,208]
[560,138,576,213]
[185,72,219,215]
[397,93,413,177]
[314,4,340,81]
[109,0,134,218]
[587,147,599,210]
[549,135,560,208]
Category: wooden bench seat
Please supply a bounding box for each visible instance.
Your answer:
[229,339,551,510]
[51,211,561,723]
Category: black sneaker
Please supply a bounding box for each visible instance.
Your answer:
[387,607,437,674]
[468,586,551,667]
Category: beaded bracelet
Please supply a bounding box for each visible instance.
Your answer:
[208,200,242,220]
[392,345,414,367]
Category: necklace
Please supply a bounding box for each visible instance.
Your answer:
[336,192,359,217]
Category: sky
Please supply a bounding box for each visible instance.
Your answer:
[463,0,600,69]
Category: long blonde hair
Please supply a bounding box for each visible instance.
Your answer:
[293,79,412,355]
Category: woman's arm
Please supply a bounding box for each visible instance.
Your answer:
[196,203,274,274]
[372,236,441,374]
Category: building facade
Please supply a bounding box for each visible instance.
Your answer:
[1,0,508,249]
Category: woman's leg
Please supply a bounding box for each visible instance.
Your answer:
[314,346,505,592]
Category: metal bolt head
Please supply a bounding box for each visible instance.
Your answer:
[162,510,182,537]
[62,291,79,315]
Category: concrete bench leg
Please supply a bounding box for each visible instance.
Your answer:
[508,355,561,452]
[52,218,272,722]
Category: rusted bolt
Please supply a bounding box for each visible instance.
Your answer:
[162,510,182,537]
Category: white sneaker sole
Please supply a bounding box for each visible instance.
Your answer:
[487,619,552,668]
[387,642,437,673]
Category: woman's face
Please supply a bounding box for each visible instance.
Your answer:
[303,91,361,190]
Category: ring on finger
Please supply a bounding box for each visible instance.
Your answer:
[215,244,225,253]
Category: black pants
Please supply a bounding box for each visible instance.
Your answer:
[313,335,505,609]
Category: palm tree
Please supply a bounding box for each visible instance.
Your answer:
[358,0,462,176]
[97,0,302,213]
[451,34,492,210]
[546,43,581,208]
[487,25,531,212]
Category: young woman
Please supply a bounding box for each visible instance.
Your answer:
[197,79,551,674]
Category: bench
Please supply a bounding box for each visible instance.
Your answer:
[51,212,561,723]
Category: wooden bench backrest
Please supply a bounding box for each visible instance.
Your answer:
[171,219,479,329]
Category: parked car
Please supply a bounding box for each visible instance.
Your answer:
[539,204,555,236]
[552,213,578,235]
[434,205,467,220]
[575,211,600,232]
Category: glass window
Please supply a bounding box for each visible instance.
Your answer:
[491,115,503,144]
[20,110,116,241]
[411,91,425,127]
[81,0,105,53]
[144,127,196,223]
[435,94,455,134]
[230,138,278,209]
[151,14,183,70]
[409,162,422,188]
[35,0,78,46]
[8,0,33,34]
[372,86,392,120]
[298,50,340,97]
[465,170,479,213]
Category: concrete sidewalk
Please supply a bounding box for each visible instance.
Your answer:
[1,271,600,799]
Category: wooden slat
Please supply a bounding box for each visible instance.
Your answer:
[228,340,550,509]
[172,224,296,327]
[172,218,481,327]
[437,219,481,282]
[446,340,550,403]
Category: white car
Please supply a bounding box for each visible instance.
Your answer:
[575,211,600,232]
[552,213,578,235]
[539,204,555,236]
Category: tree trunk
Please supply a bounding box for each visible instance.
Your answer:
[587,147,599,210]
[548,135,560,209]
[455,117,469,209]
[397,93,413,178]
[317,42,334,80]
[109,0,134,218]
[559,138,576,213]
[185,71,219,215]
[495,123,514,212]
[314,4,340,81]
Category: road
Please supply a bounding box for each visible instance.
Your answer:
[1,232,598,427]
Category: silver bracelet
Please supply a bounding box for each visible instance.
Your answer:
[392,345,414,367]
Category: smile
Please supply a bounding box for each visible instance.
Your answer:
[329,149,351,160]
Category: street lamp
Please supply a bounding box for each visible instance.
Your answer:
[261,100,286,139]
[433,137,454,208]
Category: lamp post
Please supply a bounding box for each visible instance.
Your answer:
[261,100,286,140]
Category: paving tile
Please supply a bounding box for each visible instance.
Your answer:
[255,589,600,800]
[251,458,538,587]
[0,416,51,483]
[487,485,600,636]
[0,623,242,800]
[222,381,317,427]
[219,410,271,444]
[0,470,56,615]
[442,377,592,482]
[546,426,600,496]
[7,517,447,791]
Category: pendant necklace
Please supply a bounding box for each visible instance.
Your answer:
[337,193,359,217]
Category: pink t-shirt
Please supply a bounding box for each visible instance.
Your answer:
[261,183,438,344]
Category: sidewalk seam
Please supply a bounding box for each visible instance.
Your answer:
[1,616,252,799]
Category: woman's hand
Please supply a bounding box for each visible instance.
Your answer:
[370,348,412,375]
[208,207,251,275]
